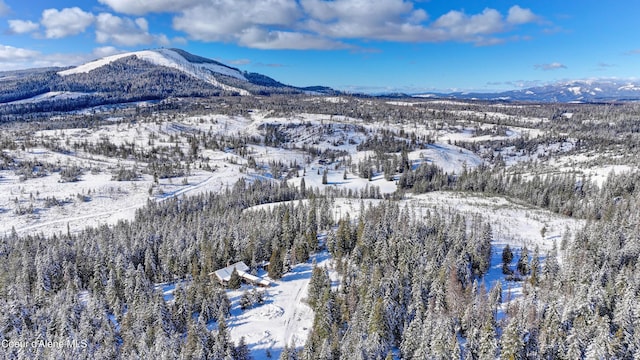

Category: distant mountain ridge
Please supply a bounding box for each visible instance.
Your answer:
[2,47,638,117]
[0,48,337,115]
[415,79,640,102]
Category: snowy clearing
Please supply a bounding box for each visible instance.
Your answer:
[223,251,333,358]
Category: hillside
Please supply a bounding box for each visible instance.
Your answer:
[0,48,334,116]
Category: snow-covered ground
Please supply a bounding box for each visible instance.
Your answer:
[409,143,482,174]
[0,161,244,237]
[405,192,582,251]
[5,91,91,105]
[483,244,526,321]
[1,109,492,237]
[223,250,336,359]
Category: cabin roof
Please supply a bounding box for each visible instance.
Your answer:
[210,261,271,287]
[212,261,250,282]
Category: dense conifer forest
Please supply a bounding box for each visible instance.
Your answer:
[1,94,639,359]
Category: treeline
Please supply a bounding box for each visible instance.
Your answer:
[398,162,640,220]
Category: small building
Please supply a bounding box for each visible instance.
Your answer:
[211,261,271,287]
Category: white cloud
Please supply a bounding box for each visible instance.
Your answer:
[303,3,526,45]
[238,27,349,50]
[0,44,123,70]
[535,62,567,71]
[8,19,39,34]
[507,5,538,24]
[95,13,170,46]
[96,1,544,50]
[301,0,417,23]
[171,0,338,49]
[173,0,300,42]
[97,0,203,16]
[41,7,94,39]
[302,0,432,40]
[0,1,10,16]
[0,44,87,69]
[29,52,90,68]
[0,44,39,61]
[433,8,504,39]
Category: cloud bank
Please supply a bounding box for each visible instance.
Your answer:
[8,7,172,47]
[6,2,544,50]
[96,0,542,49]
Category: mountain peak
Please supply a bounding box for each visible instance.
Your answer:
[58,48,247,83]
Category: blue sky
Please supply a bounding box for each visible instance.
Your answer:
[0,0,638,93]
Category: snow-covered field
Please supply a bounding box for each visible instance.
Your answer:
[0,155,244,237]
[0,110,489,237]
[6,91,91,105]
[1,105,601,242]
[404,192,582,251]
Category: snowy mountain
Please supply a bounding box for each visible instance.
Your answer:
[416,79,640,102]
[57,48,251,95]
[0,48,336,114]
[59,49,245,80]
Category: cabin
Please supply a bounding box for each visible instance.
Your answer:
[211,261,271,288]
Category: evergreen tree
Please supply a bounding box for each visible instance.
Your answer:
[300,177,306,196]
[240,291,252,310]
[529,246,541,286]
[478,322,498,360]
[233,336,252,360]
[501,319,524,360]
[269,248,284,280]
[228,266,242,289]
[307,265,330,309]
[400,314,423,358]
[517,246,530,276]
[502,244,514,275]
